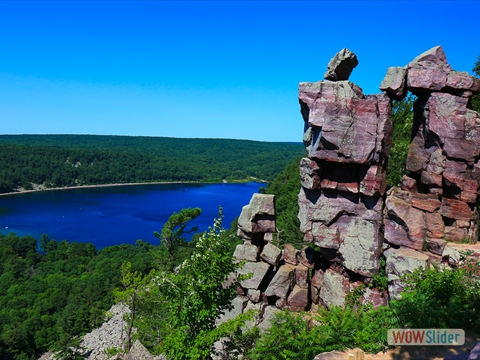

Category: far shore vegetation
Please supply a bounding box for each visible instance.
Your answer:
[0,135,304,194]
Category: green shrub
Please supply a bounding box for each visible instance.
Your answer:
[390,260,480,331]
[248,303,399,359]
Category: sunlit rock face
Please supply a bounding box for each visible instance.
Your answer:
[386,46,480,263]
[298,48,390,299]
[230,46,480,320]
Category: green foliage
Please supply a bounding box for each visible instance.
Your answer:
[113,262,154,352]
[390,260,480,331]
[249,304,397,359]
[472,56,480,112]
[264,156,304,246]
[248,311,323,360]
[386,94,415,187]
[153,207,202,270]
[0,135,304,193]
[0,233,157,359]
[105,346,123,358]
[216,317,259,360]
[473,55,480,76]
[153,208,241,359]
[369,255,388,291]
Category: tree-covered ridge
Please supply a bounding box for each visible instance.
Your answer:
[0,233,158,360]
[0,135,305,193]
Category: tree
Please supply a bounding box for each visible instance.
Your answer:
[386,94,415,187]
[472,56,480,112]
[153,207,202,270]
[113,262,153,352]
[474,55,480,76]
[155,208,241,359]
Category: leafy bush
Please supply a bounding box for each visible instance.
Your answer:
[390,259,480,331]
[247,303,399,359]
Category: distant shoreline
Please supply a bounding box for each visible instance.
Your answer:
[0,179,265,197]
[0,181,199,197]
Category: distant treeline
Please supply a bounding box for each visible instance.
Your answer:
[0,135,305,193]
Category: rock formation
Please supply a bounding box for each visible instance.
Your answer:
[232,46,480,316]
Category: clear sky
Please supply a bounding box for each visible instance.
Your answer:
[1,1,479,142]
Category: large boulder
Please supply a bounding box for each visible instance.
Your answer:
[264,264,295,300]
[319,269,351,308]
[337,217,383,276]
[237,261,270,290]
[299,81,392,165]
[233,243,259,262]
[379,66,407,100]
[237,194,276,234]
[287,285,309,311]
[324,48,359,81]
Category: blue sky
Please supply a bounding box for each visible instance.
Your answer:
[1,1,479,142]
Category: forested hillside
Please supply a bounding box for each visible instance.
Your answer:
[0,135,305,193]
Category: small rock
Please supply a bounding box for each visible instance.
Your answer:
[324,48,359,81]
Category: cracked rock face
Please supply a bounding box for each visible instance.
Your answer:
[230,46,480,324]
[300,81,392,165]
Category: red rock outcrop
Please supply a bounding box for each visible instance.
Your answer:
[231,46,480,320]
[384,46,480,261]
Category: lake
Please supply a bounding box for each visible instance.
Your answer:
[0,182,264,249]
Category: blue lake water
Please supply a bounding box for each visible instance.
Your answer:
[0,182,264,249]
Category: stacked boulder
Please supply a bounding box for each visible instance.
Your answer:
[380,46,480,297]
[234,193,317,319]
[232,46,480,316]
[297,48,391,307]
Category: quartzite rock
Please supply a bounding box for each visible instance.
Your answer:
[324,48,359,81]
[407,46,451,92]
[237,261,270,290]
[424,238,447,256]
[294,265,309,289]
[233,243,259,262]
[359,165,387,196]
[337,217,382,276]
[361,287,388,309]
[247,289,262,303]
[237,194,276,234]
[300,246,317,268]
[411,192,441,212]
[413,45,448,64]
[446,71,480,93]
[258,306,281,332]
[283,244,299,265]
[443,170,479,204]
[379,66,407,100]
[425,212,445,239]
[442,243,480,266]
[319,269,351,308]
[440,198,473,221]
[385,191,426,250]
[384,247,429,299]
[299,81,392,165]
[287,285,309,312]
[260,243,282,266]
[300,157,322,190]
[264,264,295,300]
